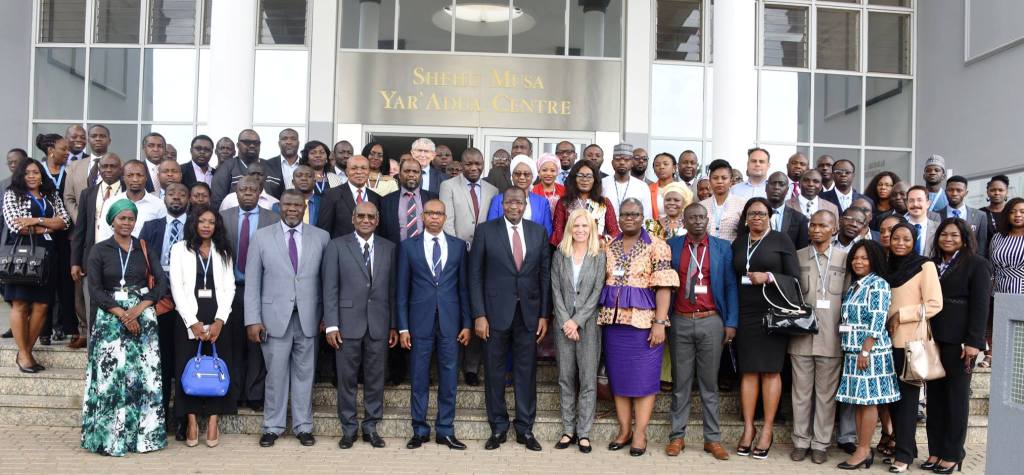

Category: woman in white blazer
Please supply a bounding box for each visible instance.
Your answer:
[168,206,236,447]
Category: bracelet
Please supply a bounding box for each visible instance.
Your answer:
[653,319,670,326]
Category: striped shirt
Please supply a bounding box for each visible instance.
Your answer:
[991,233,1024,294]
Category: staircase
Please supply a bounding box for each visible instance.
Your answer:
[0,339,989,443]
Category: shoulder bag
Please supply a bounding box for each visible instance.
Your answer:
[900,304,945,386]
[762,274,819,335]
[0,230,50,286]
[180,341,231,397]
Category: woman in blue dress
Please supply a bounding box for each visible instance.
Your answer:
[835,240,901,470]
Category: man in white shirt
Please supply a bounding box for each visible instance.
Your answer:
[905,186,938,257]
[64,124,88,162]
[730,148,770,199]
[268,128,301,190]
[218,164,281,212]
[332,140,354,180]
[786,152,809,200]
[601,143,653,220]
[788,169,839,219]
[97,160,167,241]
[815,155,835,192]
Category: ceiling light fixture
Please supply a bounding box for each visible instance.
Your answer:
[443,4,524,23]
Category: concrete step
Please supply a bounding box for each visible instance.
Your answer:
[0,393,989,444]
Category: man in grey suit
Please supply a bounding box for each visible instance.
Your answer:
[906,186,940,257]
[322,201,398,449]
[221,176,279,411]
[438,147,497,386]
[244,190,330,448]
[936,175,989,256]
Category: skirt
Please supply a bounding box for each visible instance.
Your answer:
[735,308,789,373]
[603,324,661,397]
[835,349,902,406]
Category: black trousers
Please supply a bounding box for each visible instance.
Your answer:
[482,305,537,436]
[43,237,78,336]
[891,348,921,464]
[925,342,971,462]
[157,310,178,424]
[230,283,265,402]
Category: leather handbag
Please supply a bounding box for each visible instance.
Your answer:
[761,274,819,335]
[900,305,945,386]
[180,341,231,397]
[0,232,50,286]
[139,239,175,315]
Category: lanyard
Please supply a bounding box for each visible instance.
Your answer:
[710,197,727,233]
[938,250,959,278]
[575,198,593,214]
[813,245,834,296]
[745,232,767,273]
[688,240,707,283]
[199,251,213,289]
[44,165,66,189]
[117,242,133,287]
[28,194,48,216]
[613,179,630,208]
[315,179,326,194]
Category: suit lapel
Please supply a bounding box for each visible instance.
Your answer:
[345,235,371,281]
[499,220,518,273]
[371,236,387,284]
[297,224,313,273]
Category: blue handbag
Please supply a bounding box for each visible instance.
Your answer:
[180,341,230,397]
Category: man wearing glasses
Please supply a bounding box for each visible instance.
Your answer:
[554,141,576,185]
[819,159,871,215]
[631,147,651,183]
[212,129,284,209]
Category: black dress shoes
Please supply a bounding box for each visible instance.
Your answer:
[436,435,467,450]
[406,434,429,449]
[363,432,385,448]
[516,432,542,451]
[259,433,278,447]
[464,372,480,386]
[339,434,357,449]
[1,328,12,338]
[248,399,264,411]
[837,442,857,455]
[297,432,316,446]
[484,432,507,450]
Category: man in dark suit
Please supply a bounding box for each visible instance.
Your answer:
[397,199,471,450]
[766,171,810,250]
[317,155,381,238]
[322,201,398,449]
[819,159,871,215]
[221,175,280,411]
[264,128,299,192]
[211,129,284,208]
[380,158,439,245]
[180,135,216,189]
[469,187,550,451]
[936,175,989,257]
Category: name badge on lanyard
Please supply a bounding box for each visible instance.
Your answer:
[115,243,133,302]
[695,284,708,294]
[114,290,129,301]
[198,252,214,298]
[613,269,626,278]
[816,299,831,310]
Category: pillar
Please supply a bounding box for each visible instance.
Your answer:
[580,0,610,57]
[309,0,339,142]
[358,0,381,49]
[207,0,257,148]
[711,0,757,167]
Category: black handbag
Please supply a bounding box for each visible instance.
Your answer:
[0,231,51,286]
[761,274,818,335]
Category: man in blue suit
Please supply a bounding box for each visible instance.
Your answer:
[397,199,471,450]
[663,202,739,460]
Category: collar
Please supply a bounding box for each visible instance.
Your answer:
[951,203,968,215]
[238,206,258,217]
[771,202,787,214]
[462,176,480,187]
[166,214,186,225]
[812,243,833,259]
[835,188,853,198]
[281,221,303,235]
[402,187,420,196]
[282,155,299,166]
[192,161,211,172]
[905,212,928,225]
[355,232,375,247]
[798,194,817,205]
[684,233,709,247]
[424,230,444,242]
[613,228,653,245]
[504,217,524,229]
[348,182,366,196]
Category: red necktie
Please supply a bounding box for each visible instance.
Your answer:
[791,182,800,200]
[469,183,480,223]
[356,189,364,204]
[512,225,524,271]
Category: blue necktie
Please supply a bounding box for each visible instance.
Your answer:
[432,237,442,284]
[163,219,182,268]
[952,209,961,219]
[914,224,923,254]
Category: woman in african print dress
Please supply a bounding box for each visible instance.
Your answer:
[81,199,168,456]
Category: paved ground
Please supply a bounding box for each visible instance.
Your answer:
[0,425,987,474]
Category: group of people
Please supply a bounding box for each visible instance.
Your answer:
[2,128,1022,471]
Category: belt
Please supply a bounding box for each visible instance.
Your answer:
[675,310,717,319]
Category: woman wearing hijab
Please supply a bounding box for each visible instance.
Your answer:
[81,199,169,456]
[532,153,564,212]
[884,222,943,472]
[486,154,553,236]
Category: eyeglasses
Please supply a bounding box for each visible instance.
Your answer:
[747,211,769,218]
[633,155,648,161]
[354,213,378,221]
[575,173,594,180]
[555,150,574,155]
[422,210,445,217]
[238,139,260,146]
[620,212,643,219]
[512,171,533,178]
[832,169,853,176]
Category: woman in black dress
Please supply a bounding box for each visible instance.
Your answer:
[168,206,236,447]
[37,133,77,345]
[731,197,800,460]
[2,152,71,372]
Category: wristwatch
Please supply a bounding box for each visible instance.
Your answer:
[860,350,870,358]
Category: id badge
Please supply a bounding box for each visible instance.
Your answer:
[839,324,853,333]
[197,289,213,299]
[613,269,626,278]
[741,276,752,285]
[816,299,831,310]
[42,233,53,241]
[694,284,709,294]
[114,290,129,301]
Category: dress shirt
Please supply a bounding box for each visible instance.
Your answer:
[281,221,304,265]
[797,194,820,217]
[234,208,259,281]
[504,217,527,258]
[334,167,348,183]
[348,182,368,203]
[191,161,214,186]
[907,214,930,253]
[771,203,787,232]
[87,153,106,184]
[832,234,863,253]
[398,188,424,239]
[96,191,167,242]
[946,203,968,219]
[731,179,768,200]
[423,230,448,273]
[834,188,854,211]
[145,159,160,186]
[160,214,187,272]
[67,151,86,162]
[674,234,716,314]
[280,156,300,190]
[218,191,279,212]
[356,232,375,272]
[94,181,122,227]
[421,167,434,192]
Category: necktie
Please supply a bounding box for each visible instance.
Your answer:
[432,237,442,284]
[238,212,252,273]
[512,225,524,271]
[792,182,800,200]
[686,243,699,304]
[914,223,923,254]
[356,188,364,204]
[363,241,372,283]
[403,192,419,239]
[103,184,112,201]
[288,229,298,273]
[164,219,182,267]
[952,209,961,219]
[469,183,480,223]
[805,200,812,216]
[87,157,100,185]
[303,199,310,224]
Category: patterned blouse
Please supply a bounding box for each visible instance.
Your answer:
[598,229,679,329]
[643,217,687,241]
[990,233,1024,294]
[2,189,72,234]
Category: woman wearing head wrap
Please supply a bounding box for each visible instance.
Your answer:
[81,199,169,456]
[486,155,553,236]
[532,153,565,212]
[648,153,693,220]
[644,181,692,241]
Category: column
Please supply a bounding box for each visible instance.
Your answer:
[711,0,757,168]
[308,0,340,142]
[358,0,381,49]
[622,0,651,150]
[580,0,610,57]
[207,0,258,146]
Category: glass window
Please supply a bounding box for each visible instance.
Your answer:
[869,0,911,7]
[398,0,452,52]
[813,74,861,145]
[142,49,197,121]
[89,123,139,159]
[197,49,210,123]
[816,8,859,71]
[759,70,810,143]
[88,48,141,121]
[202,0,212,45]
[655,0,702,61]
[453,0,511,54]
[94,0,142,44]
[148,0,196,44]
[868,12,911,74]
[813,146,862,188]
[512,0,566,55]
[865,78,912,148]
[763,4,808,68]
[258,0,308,45]
[252,50,308,124]
[33,48,86,120]
[650,64,703,138]
[141,124,195,159]
[569,0,621,57]
[864,150,911,190]
[341,0,397,49]
[650,139,703,160]
[32,123,79,151]
[38,0,87,43]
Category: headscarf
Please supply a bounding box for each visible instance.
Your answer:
[885,221,930,288]
[535,153,559,174]
[105,199,138,226]
[510,154,537,181]
[661,182,693,205]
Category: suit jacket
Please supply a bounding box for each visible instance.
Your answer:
[210,157,285,209]
[775,204,810,250]
[935,206,989,257]
[180,161,215,190]
[421,165,446,193]
[666,235,740,328]
[221,206,280,266]
[316,184,382,239]
[139,215,189,273]
[321,233,397,340]
[439,176,497,245]
[70,183,106,269]
[819,188,872,215]
[378,188,438,245]
[486,191,554,237]
[63,157,95,222]
[167,241,235,334]
[787,195,840,221]
[931,254,990,348]
[910,217,941,257]
[244,223,330,338]
[468,218,551,332]
[396,233,471,339]
[261,155,290,197]
[550,251,606,328]
[791,246,850,357]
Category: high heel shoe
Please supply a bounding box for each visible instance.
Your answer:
[607,433,632,451]
[185,422,199,447]
[877,432,895,456]
[736,428,756,456]
[15,354,37,374]
[920,458,939,470]
[838,449,875,470]
[751,433,773,460]
[629,443,647,457]
[933,461,962,473]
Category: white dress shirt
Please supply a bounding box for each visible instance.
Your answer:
[349,182,368,203]
[280,155,300,190]
[423,230,448,274]
[96,191,168,242]
[145,159,160,186]
[504,217,527,258]
[421,167,434,192]
[798,194,821,217]
[218,191,279,212]
[94,181,122,226]
[731,179,768,200]
[946,204,968,219]
[835,188,854,211]
[281,221,303,265]
[191,161,214,186]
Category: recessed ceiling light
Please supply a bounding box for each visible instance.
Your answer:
[443,4,524,23]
